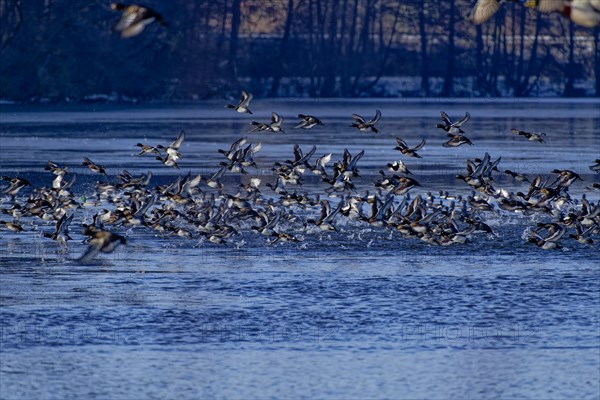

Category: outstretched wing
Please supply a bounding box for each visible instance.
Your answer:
[78,244,101,264]
[170,130,185,150]
[535,0,565,13]
[347,150,365,171]
[454,112,470,127]
[352,114,366,124]
[396,137,408,149]
[271,112,283,126]
[440,111,453,126]
[319,200,331,222]
[240,91,253,107]
[367,109,381,125]
[114,8,143,32]
[293,144,303,162]
[413,139,426,151]
[324,199,343,222]
[470,0,501,25]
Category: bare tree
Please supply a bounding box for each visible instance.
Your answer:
[441,0,456,97]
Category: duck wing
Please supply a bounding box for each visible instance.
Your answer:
[470,0,501,25]
[412,139,426,151]
[352,114,366,124]
[395,137,408,149]
[319,200,331,222]
[271,112,282,125]
[454,112,470,127]
[240,91,253,107]
[78,243,102,264]
[347,150,365,171]
[114,7,143,32]
[440,111,453,126]
[169,130,185,150]
[367,109,381,125]
[536,0,565,13]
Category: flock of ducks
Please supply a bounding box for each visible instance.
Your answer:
[1,2,598,262]
[109,1,600,41]
[1,92,599,263]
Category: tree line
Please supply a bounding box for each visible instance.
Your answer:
[0,0,598,102]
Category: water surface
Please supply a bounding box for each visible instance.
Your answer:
[1,100,599,399]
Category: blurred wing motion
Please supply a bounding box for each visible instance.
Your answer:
[111,3,167,38]
[470,0,501,25]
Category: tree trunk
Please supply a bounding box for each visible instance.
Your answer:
[418,6,430,96]
[595,27,600,96]
[268,0,294,97]
[475,24,485,94]
[442,0,455,97]
[488,10,504,96]
[342,0,360,95]
[520,12,541,96]
[563,21,576,96]
[228,0,241,84]
[321,0,338,96]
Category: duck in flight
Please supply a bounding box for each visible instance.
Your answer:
[43,213,74,244]
[250,112,284,133]
[226,90,253,114]
[79,228,127,264]
[294,114,324,129]
[1,176,30,196]
[82,157,106,175]
[436,111,470,134]
[394,137,426,158]
[511,128,546,143]
[351,110,381,133]
[443,134,474,148]
[155,130,185,168]
[111,3,167,38]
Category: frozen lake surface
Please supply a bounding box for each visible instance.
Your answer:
[1,99,599,399]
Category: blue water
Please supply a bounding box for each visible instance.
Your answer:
[1,100,599,399]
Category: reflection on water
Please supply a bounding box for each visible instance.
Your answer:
[1,100,599,399]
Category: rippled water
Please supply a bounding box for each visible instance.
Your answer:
[1,99,599,399]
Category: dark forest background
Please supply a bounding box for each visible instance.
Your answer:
[1,0,599,102]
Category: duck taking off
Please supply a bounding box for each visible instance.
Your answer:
[79,229,127,264]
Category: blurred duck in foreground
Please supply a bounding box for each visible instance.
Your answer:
[111,3,167,38]
[470,0,600,27]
